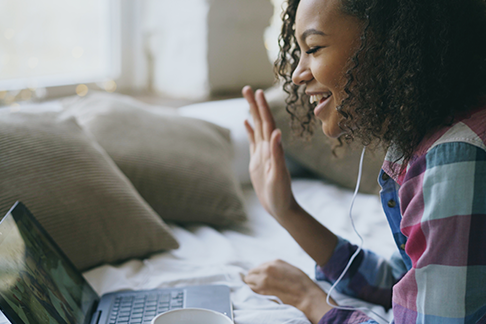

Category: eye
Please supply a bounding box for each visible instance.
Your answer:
[305,46,323,55]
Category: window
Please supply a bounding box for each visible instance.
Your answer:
[0,0,120,91]
[264,0,286,63]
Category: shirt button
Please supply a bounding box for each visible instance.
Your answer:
[381,172,390,181]
[387,199,396,208]
[400,244,406,250]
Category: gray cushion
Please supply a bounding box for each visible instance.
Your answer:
[265,86,385,195]
[0,110,179,271]
[64,92,247,226]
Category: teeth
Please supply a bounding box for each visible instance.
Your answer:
[310,95,321,104]
[309,93,331,104]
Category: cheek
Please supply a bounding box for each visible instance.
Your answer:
[314,60,347,91]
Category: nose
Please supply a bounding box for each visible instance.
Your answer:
[292,57,313,85]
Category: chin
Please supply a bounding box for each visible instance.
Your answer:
[321,123,343,139]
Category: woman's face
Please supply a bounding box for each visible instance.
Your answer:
[292,0,362,138]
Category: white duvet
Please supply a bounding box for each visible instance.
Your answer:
[83,180,396,324]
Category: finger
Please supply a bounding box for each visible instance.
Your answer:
[244,265,266,283]
[242,86,263,142]
[243,272,259,286]
[243,87,263,142]
[270,129,288,180]
[270,129,285,170]
[247,283,264,295]
[246,266,263,277]
[255,89,276,142]
[244,275,265,293]
[244,120,256,154]
[245,281,261,294]
[243,272,252,284]
[270,129,283,159]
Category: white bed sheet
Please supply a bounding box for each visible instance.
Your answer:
[83,179,397,324]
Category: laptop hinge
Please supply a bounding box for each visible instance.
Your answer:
[90,311,102,324]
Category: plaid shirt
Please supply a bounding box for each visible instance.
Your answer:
[316,104,486,323]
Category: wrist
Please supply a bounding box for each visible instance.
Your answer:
[275,196,302,222]
[298,287,333,324]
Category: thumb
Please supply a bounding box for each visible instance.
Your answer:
[270,129,285,169]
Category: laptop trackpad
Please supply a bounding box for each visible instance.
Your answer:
[185,285,232,319]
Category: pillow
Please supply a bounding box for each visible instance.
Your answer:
[265,86,385,195]
[63,92,247,227]
[0,109,179,271]
[178,99,252,185]
[178,97,326,184]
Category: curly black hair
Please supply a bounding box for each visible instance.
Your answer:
[276,0,486,169]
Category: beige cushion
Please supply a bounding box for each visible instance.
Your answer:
[265,86,385,195]
[0,110,179,271]
[64,92,247,226]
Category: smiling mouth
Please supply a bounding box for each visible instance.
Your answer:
[309,93,332,105]
[310,93,333,117]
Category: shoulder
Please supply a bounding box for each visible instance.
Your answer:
[383,104,486,185]
[405,104,486,181]
[403,140,486,185]
[413,103,486,160]
[398,125,486,221]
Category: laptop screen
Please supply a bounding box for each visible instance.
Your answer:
[0,202,99,324]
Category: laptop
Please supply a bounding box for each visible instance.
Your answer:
[0,202,233,324]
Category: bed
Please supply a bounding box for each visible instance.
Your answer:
[0,91,396,324]
[81,180,395,324]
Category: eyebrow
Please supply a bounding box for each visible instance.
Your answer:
[300,29,327,42]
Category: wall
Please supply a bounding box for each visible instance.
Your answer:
[144,0,275,100]
[116,0,149,93]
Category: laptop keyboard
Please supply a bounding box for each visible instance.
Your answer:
[109,290,185,324]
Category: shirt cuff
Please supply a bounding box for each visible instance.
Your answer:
[318,308,375,324]
[316,236,355,282]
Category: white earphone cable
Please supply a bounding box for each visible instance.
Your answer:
[325,147,389,323]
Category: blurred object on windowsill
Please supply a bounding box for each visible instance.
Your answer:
[133,92,241,109]
[0,81,242,110]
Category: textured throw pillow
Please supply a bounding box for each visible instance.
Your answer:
[0,109,179,271]
[64,92,247,226]
[178,98,253,185]
[265,86,385,195]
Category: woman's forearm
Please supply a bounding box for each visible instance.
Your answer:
[277,204,338,267]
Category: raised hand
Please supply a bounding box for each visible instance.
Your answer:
[242,86,299,220]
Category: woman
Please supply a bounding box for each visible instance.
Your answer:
[242,0,486,323]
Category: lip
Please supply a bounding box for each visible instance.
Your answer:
[313,95,333,117]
